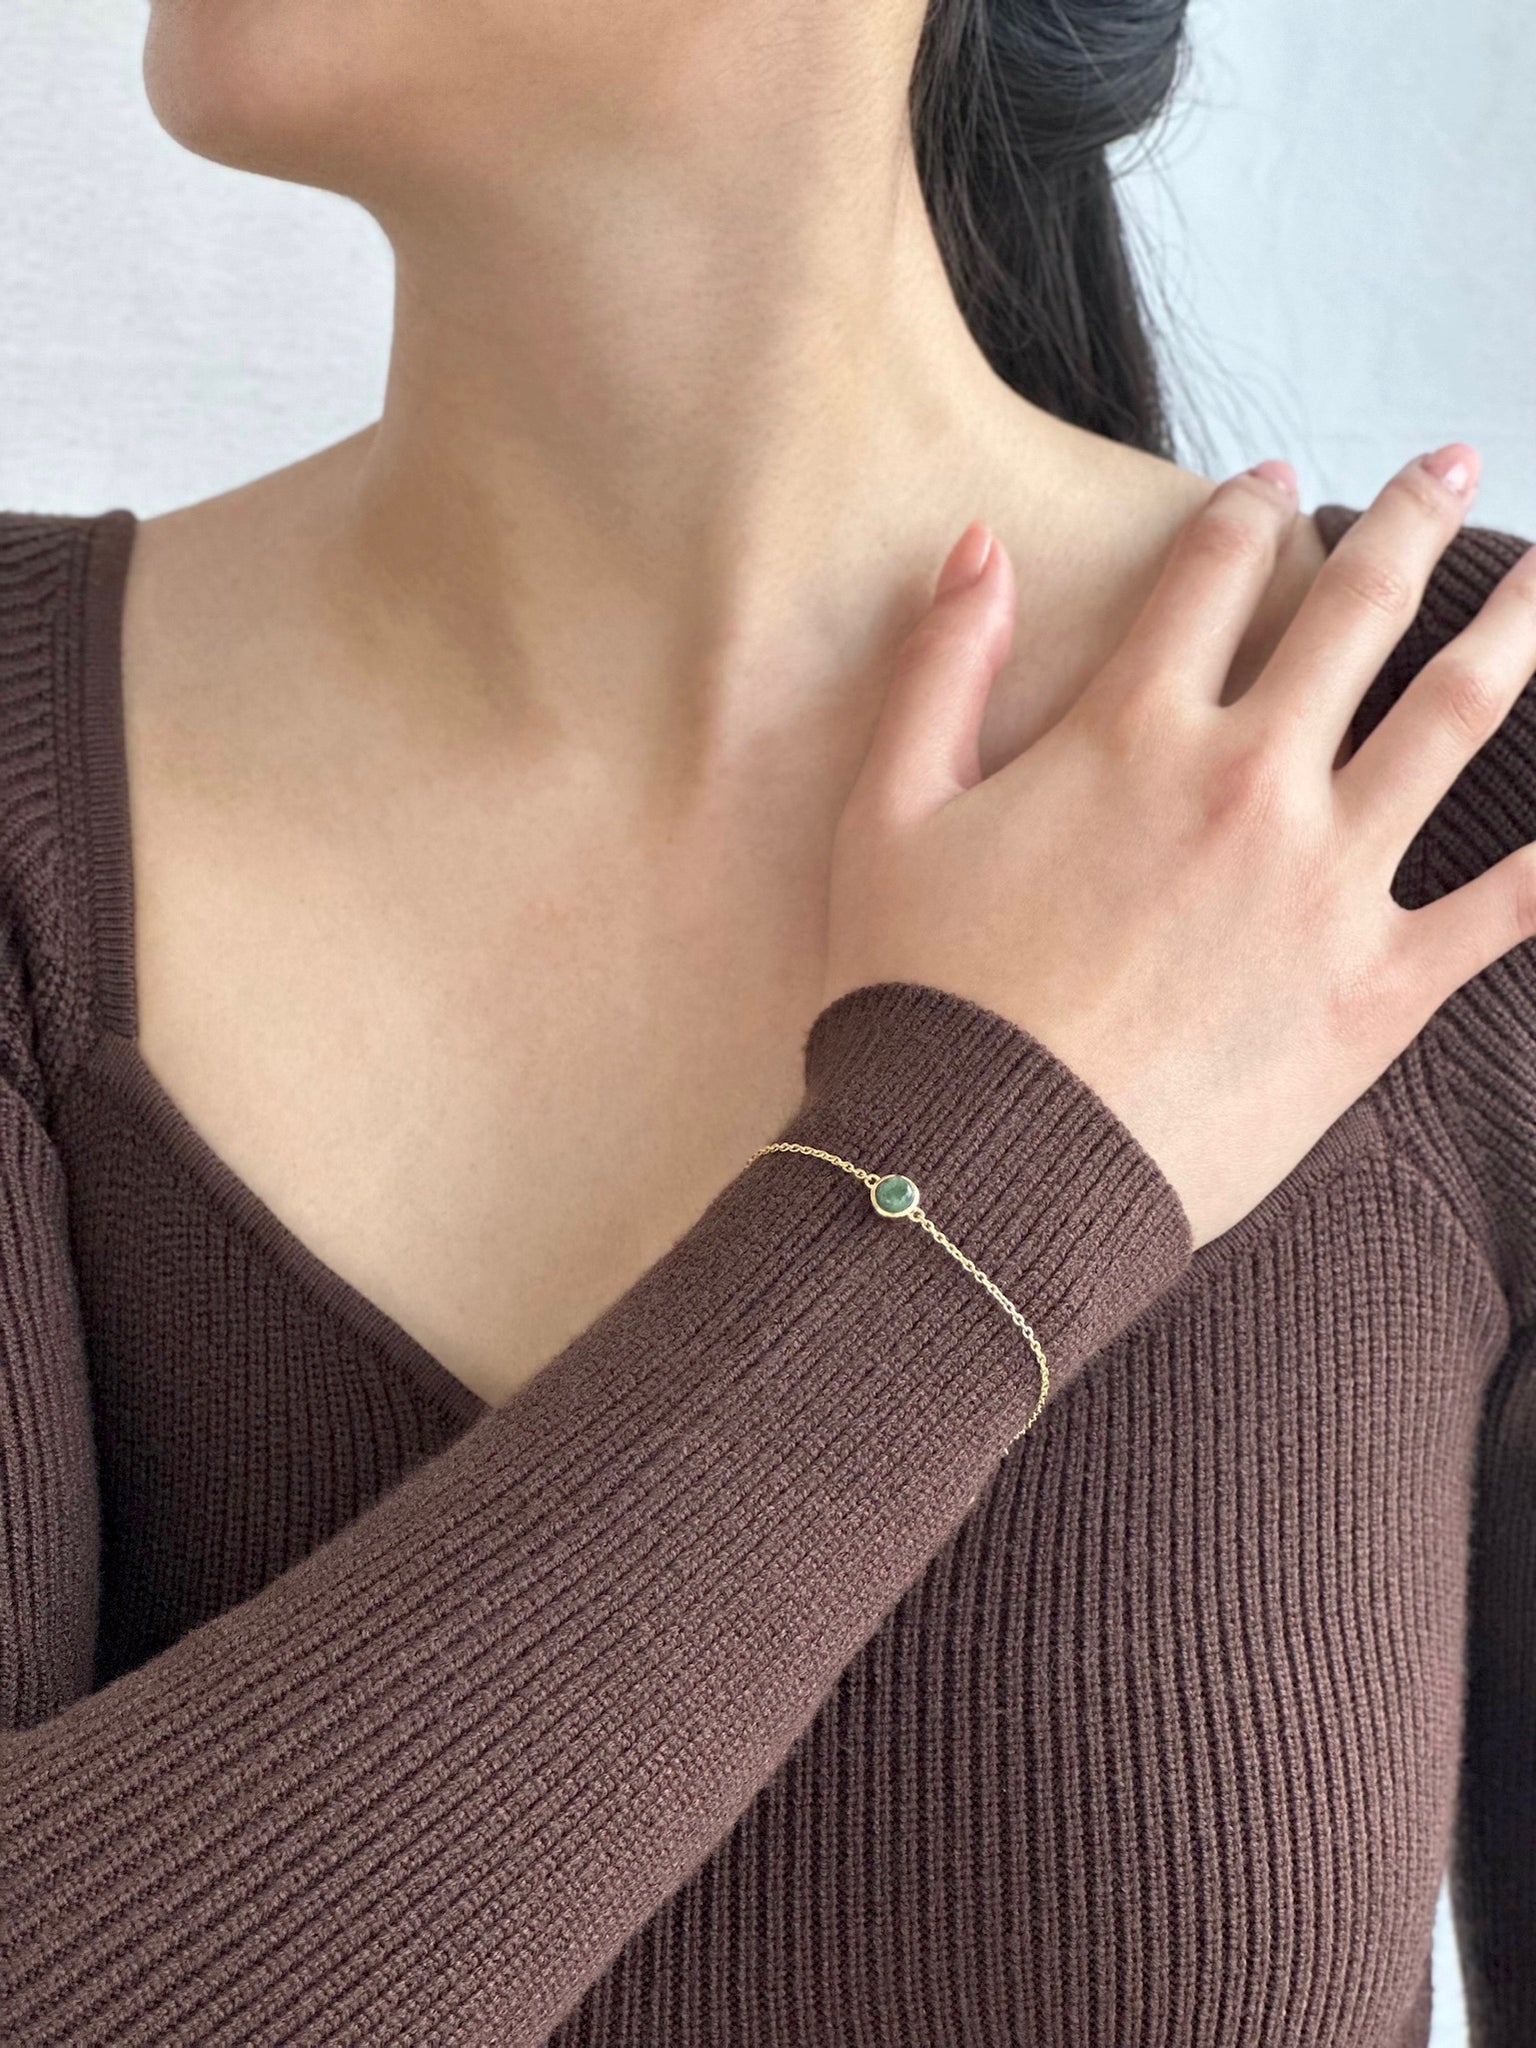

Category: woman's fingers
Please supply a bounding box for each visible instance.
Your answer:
[845,520,1017,829]
[1389,839,1536,1022]
[1084,464,1300,718]
[1337,539,1536,863]
[1249,445,1481,764]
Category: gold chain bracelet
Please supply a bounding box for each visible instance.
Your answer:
[745,1141,1049,1449]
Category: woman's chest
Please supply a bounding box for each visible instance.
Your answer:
[124,770,835,1407]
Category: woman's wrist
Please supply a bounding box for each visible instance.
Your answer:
[774,977,1194,1405]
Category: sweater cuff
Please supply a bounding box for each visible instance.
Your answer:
[772,980,1194,1415]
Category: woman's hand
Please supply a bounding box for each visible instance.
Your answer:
[825,449,1536,1251]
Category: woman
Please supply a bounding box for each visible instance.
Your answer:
[2,0,1532,2042]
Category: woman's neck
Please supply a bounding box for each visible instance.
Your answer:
[135,0,1324,821]
[295,124,1145,798]
[136,31,1282,822]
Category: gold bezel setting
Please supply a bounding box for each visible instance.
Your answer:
[871,1173,920,1217]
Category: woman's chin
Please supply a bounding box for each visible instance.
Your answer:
[142,3,381,189]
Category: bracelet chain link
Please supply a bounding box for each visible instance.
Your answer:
[745,1141,1049,1450]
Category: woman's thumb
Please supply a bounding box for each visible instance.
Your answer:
[850,521,1015,828]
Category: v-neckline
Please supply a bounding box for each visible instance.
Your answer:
[74,508,491,1429]
[68,497,1373,1434]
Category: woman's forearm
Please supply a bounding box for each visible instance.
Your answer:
[0,977,1191,2047]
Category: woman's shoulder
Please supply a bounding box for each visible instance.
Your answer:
[0,504,114,602]
[0,506,129,1119]
[0,503,122,686]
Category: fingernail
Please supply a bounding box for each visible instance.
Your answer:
[1245,459,1298,500]
[1419,443,1480,496]
[935,522,995,601]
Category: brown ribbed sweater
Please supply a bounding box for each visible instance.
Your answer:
[0,502,1532,2047]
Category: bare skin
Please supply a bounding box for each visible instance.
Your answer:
[128,0,1336,1407]
[121,436,1331,1407]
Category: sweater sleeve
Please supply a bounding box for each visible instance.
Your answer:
[0,974,1192,2048]
[1345,509,1536,2047]
[1451,1321,1536,2047]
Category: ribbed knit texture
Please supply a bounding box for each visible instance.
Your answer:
[0,502,1531,2046]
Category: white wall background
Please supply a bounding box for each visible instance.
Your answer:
[6,1,1530,2040]
[1125,0,1536,542]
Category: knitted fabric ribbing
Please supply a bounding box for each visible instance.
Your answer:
[0,503,1532,2046]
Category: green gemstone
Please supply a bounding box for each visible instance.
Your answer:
[873,1173,919,1217]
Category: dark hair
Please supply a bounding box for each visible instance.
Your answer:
[911,0,1191,459]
